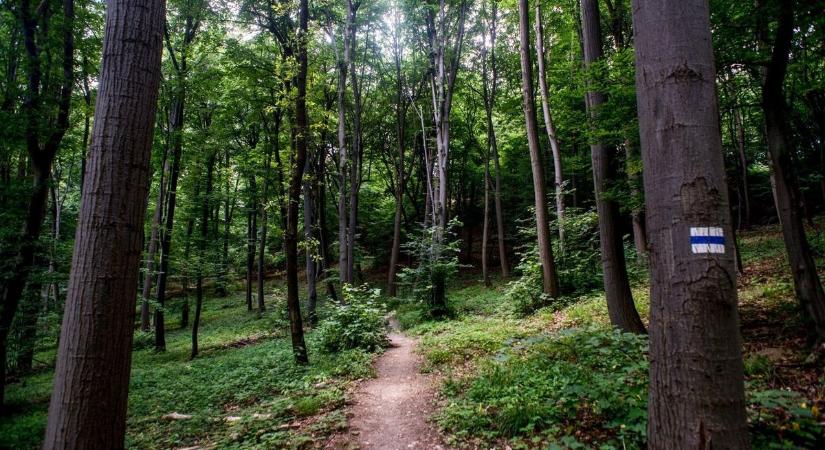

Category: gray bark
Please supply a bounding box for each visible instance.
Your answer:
[632,0,749,446]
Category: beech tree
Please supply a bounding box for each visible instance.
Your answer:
[760,0,825,343]
[580,0,645,334]
[633,0,749,446]
[42,0,165,444]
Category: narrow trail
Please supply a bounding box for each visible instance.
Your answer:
[334,323,449,450]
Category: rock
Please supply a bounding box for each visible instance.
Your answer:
[163,412,192,420]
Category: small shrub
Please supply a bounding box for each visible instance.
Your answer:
[316,285,388,353]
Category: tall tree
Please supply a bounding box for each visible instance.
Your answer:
[535,3,565,248]
[480,0,509,279]
[284,0,309,365]
[155,5,204,351]
[760,0,825,342]
[0,0,74,406]
[387,4,411,297]
[632,0,749,446]
[425,0,468,233]
[517,0,559,297]
[580,0,645,333]
[43,0,165,444]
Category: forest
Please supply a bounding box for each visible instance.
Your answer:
[1,0,824,448]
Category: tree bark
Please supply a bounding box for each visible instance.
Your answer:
[760,0,825,342]
[285,0,310,365]
[632,0,749,447]
[581,0,645,333]
[481,1,509,279]
[387,13,407,297]
[518,0,560,298]
[43,0,164,444]
[535,4,566,249]
[303,153,318,324]
[192,152,214,359]
[141,154,168,331]
[337,9,353,286]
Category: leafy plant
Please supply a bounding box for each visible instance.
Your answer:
[398,219,462,318]
[316,284,389,353]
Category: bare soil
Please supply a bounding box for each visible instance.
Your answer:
[328,331,449,450]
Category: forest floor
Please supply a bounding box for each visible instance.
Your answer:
[1,221,824,449]
[328,324,449,450]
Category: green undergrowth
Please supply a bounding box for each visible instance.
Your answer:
[403,223,824,449]
[0,291,376,450]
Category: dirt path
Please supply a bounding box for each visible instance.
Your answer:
[334,328,449,450]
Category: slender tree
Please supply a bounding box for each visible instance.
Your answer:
[480,0,509,279]
[535,3,565,248]
[284,0,310,364]
[518,0,559,297]
[632,0,749,446]
[581,0,645,333]
[43,0,165,444]
[760,0,825,343]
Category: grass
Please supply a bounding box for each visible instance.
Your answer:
[0,291,374,450]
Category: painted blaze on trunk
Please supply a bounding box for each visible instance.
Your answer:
[632,0,749,448]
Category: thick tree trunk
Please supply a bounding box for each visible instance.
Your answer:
[518,0,559,298]
[632,0,749,447]
[285,0,310,365]
[535,4,565,248]
[761,1,825,342]
[581,0,645,333]
[43,0,164,444]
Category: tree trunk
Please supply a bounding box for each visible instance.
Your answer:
[518,0,559,298]
[760,1,825,342]
[285,0,310,365]
[155,96,184,351]
[632,0,749,447]
[192,153,214,359]
[337,8,352,286]
[43,0,164,443]
[481,155,491,286]
[581,0,645,333]
[535,4,566,248]
[257,125,276,316]
[481,1,509,279]
[246,203,257,311]
[141,155,168,331]
[734,105,750,229]
[304,154,318,325]
[387,19,406,297]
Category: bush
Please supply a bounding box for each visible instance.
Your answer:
[316,285,388,353]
